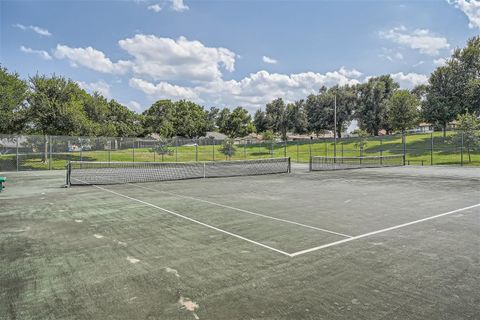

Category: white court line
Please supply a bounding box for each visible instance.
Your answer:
[131,183,352,238]
[290,202,480,257]
[88,183,293,257]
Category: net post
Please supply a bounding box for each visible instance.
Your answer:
[430,132,433,165]
[402,131,406,166]
[203,161,206,178]
[287,157,291,173]
[460,131,464,167]
[66,161,71,187]
[309,156,312,171]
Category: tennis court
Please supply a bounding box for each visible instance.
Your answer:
[1,160,479,319]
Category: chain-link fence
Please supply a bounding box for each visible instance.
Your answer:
[1,130,479,171]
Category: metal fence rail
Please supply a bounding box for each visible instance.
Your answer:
[1,130,479,171]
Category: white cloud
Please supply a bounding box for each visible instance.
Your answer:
[129,78,200,101]
[119,34,236,81]
[395,52,404,60]
[77,80,112,98]
[147,3,162,12]
[390,72,428,89]
[170,0,189,12]
[20,46,52,60]
[14,24,51,36]
[413,60,425,67]
[54,44,132,74]
[262,56,278,64]
[449,0,480,28]
[130,67,362,109]
[379,26,450,55]
[433,57,448,67]
[127,101,142,111]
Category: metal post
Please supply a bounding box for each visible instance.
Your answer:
[430,132,434,165]
[49,136,52,170]
[284,140,287,158]
[212,139,215,161]
[16,137,19,171]
[175,137,178,162]
[296,141,299,162]
[195,138,198,162]
[309,138,312,159]
[334,95,337,158]
[244,140,247,159]
[402,131,406,165]
[461,131,464,167]
[380,137,383,165]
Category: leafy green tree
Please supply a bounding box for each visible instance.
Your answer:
[0,66,29,133]
[265,98,290,140]
[143,100,207,138]
[107,100,143,137]
[356,75,399,136]
[387,90,420,133]
[216,108,231,134]
[152,138,174,161]
[206,107,220,131]
[450,113,480,163]
[261,129,275,141]
[219,138,236,159]
[253,109,268,133]
[305,87,331,136]
[218,107,253,138]
[422,66,459,137]
[288,100,309,135]
[331,85,357,138]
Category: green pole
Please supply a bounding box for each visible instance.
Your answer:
[430,132,433,165]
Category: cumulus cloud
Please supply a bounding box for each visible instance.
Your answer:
[262,56,278,64]
[433,57,448,66]
[449,0,480,28]
[170,0,189,12]
[77,80,112,98]
[130,68,363,109]
[20,46,52,60]
[127,101,142,111]
[54,44,132,74]
[379,26,450,55]
[390,72,428,89]
[129,78,200,100]
[147,3,162,12]
[118,34,236,81]
[14,24,51,36]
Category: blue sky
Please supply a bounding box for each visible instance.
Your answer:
[1,0,479,113]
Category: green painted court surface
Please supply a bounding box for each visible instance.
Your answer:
[1,166,479,319]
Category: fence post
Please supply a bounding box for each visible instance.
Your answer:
[296,141,299,162]
[16,137,19,171]
[175,137,178,162]
[309,138,312,159]
[195,138,198,162]
[49,136,52,170]
[212,139,215,161]
[430,132,434,165]
[461,131,464,167]
[132,139,135,162]
[284,140,287,158]
[244,140,247,159]
[402,131,406,165]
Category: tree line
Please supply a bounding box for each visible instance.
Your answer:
[1,37,479,140]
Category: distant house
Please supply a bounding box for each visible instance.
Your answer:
[204,131,228,140]
[235,133,262,144]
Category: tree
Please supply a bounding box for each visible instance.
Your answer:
[206,107,220,131]
[261,129,275,141]
[422,66,459,137]
[218,107,253,138]
[265,98,290,140]
[152,138,174,161]
[387,90,420,133]
[331,85,357,138]
[107,100,143,137]
[356,75,399,136]
[288,100,309,135]
[305,87,331,136]
[219,138,236,159]
[253,109,268,133]
[216,108,231,134]
[143,100,208,138]
[450,113,480,163]
[0,66,29,133]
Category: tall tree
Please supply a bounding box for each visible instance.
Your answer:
[217,107,253,138]
[305,87,331,136]
[265,98,290,140]
[0,66,29,133]
[356,75,399,136]
[330,85,356,138]
[387,90,420,133]
[422,66,459,137]
[206,107,220,131]
[143,100,175,137]
[253,109,268,133]
[288,100,309,135]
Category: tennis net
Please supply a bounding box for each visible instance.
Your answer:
[67,158,291,185]
[309,155,405,171]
